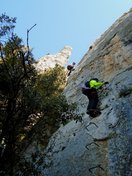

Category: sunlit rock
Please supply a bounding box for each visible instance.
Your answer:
[33,46,72,73]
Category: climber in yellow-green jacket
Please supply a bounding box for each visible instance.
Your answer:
[82,78,109,117]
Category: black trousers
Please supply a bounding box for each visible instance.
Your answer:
[87,90,99,111]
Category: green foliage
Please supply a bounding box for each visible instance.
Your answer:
[35,66,66,115]
[0,13,82,176]
[0,13,16,38]
[0,13,37,175]
[33,65,82,126]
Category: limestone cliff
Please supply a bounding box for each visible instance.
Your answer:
[41,9,132,176]
[33,46,72,73]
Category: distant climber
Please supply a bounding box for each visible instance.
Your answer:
[89,45,93,50]
[82,78,109,117]
[67,62,76,76]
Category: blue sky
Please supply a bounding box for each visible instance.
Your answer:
[1,0,132,64]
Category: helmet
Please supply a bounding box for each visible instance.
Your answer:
[72,62,76,65]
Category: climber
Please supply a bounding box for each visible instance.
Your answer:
[82,78,109,117]
[67,62,76,76]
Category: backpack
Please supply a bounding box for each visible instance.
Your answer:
[81,87,91,96]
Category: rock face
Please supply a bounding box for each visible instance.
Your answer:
[42,9,132,176]
[33,46,72,73]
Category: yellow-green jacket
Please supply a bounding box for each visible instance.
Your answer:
[89,80,104,89]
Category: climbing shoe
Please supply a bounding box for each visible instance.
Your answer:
[89,109,101,118]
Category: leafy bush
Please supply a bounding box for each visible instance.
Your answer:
[0,14,82,176]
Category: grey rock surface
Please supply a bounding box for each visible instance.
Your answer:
[42,9,132,176]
